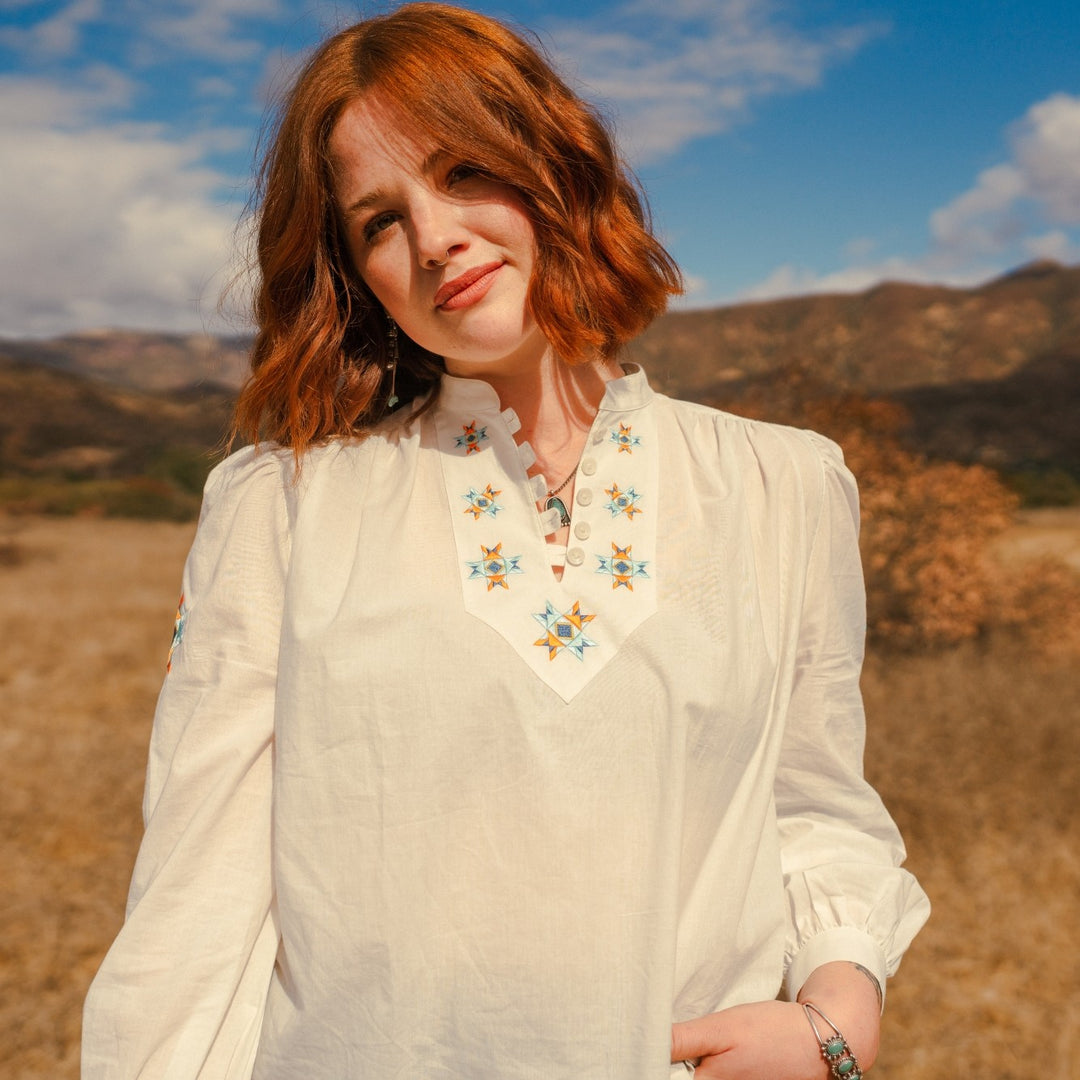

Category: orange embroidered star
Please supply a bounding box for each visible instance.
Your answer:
[604,482,643,520]
[611,423,642,453]
[533,600,597,660]
[467,543,523,591]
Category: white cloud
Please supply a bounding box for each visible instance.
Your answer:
[1022,230,1078,263]
[735,255,989,304]
[740,92,1080,303]
[929,163,1028,256]
[194,75,239,99]
[930,93,1080,259]
[0,75,246,336]
[0,65,134,127]
[0,0,101,59]
[1011,93,1080,223]
[549,0,888,162]
[128,0,285,63]
[0,0,287,66]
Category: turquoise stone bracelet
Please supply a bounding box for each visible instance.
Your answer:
[803,1001,864,1080]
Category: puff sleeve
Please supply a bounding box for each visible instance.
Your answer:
[82,446,293,1079]
[776,434,930,1003]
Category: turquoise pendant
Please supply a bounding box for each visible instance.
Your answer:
[545,495,570,527]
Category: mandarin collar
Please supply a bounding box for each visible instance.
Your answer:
[436,363,653,418]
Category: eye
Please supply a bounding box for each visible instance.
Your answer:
[446,162,483,186]
[362,210,400,243]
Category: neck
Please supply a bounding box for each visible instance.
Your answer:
[479,353,621,475]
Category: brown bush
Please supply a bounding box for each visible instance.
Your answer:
[716,368,1079,653]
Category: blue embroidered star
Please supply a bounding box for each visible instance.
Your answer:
[455,420,489,454]
[167,594,187,673]
[467,543,524,591]
[462,484,503,520]
[595,543,650,590]
[532,600,597,661]
[610,423,642,454]
[604,482,643,520]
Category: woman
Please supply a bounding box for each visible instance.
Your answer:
[82,5,929,1078]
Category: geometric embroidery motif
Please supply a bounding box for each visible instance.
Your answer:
[462,484,503,520]
[604,482,643,520]
[610,423,641,454]
[532,600,597,661]
[467,543,523,591]
[455,420,489,454]
[167,593,187,673]
[595,543,649,590]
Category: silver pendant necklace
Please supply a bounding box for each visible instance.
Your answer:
[543,467,575,528]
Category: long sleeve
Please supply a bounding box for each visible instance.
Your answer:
[776,434,930,1003]
[82,446,293,1079]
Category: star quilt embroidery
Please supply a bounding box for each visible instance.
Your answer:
[462,484,503,520]
[467,543,524,591]
[604,483,643,520]
[533,600,597,661]
[167,593,187,672]
[610,423,642,453]
[596,543,650,590]
[455,421,489,454]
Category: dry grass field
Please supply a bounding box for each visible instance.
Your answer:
[1,512,1077,1080]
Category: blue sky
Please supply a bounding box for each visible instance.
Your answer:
[2,0,1079,336]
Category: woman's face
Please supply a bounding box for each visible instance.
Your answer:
[330,97,547,380]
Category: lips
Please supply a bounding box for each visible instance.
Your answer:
[434,261,504,310]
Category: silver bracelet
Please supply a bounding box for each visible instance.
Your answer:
[802,1001,863,1079]
[851,962,883,1011]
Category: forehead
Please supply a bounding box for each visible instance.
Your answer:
[329,97,434,191]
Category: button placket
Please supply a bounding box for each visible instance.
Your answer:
[433,364,658,704]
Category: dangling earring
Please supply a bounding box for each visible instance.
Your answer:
[385,313,400,409]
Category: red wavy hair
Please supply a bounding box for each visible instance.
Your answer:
[233,2,682,451]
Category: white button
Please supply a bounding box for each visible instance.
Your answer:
[566,547,585,567]
[576,488,593,507]
[574,521,591,540]
[592,429,605,445]
[580,458,597,476]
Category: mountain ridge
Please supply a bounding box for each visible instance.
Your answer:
[4,260,1079,399]
[2,262,1078,496]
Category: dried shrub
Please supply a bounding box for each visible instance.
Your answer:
[0,537,24,567]
[715,366,1079,653]
[990,556,1080,659]
[0,476,200,522]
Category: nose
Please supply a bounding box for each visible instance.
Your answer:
[413,194,468,270]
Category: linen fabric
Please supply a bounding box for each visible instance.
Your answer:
[82,367,929,1079]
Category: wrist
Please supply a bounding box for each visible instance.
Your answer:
[797,962,881,1071]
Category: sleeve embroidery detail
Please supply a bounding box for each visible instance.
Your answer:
[166,593,187,673]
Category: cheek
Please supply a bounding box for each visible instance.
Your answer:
[352,244,407,311]
[500,203,536,261]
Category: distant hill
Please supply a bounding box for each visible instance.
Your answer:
[0,356,233,478]
[627,258,1080,400]
[0,329,250,394]
[1,260,1078,493]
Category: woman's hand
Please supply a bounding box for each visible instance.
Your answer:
[670,961,881,1079]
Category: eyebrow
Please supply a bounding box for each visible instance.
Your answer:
[340,149,448,220]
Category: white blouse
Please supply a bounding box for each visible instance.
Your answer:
[82,366,929,1080]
